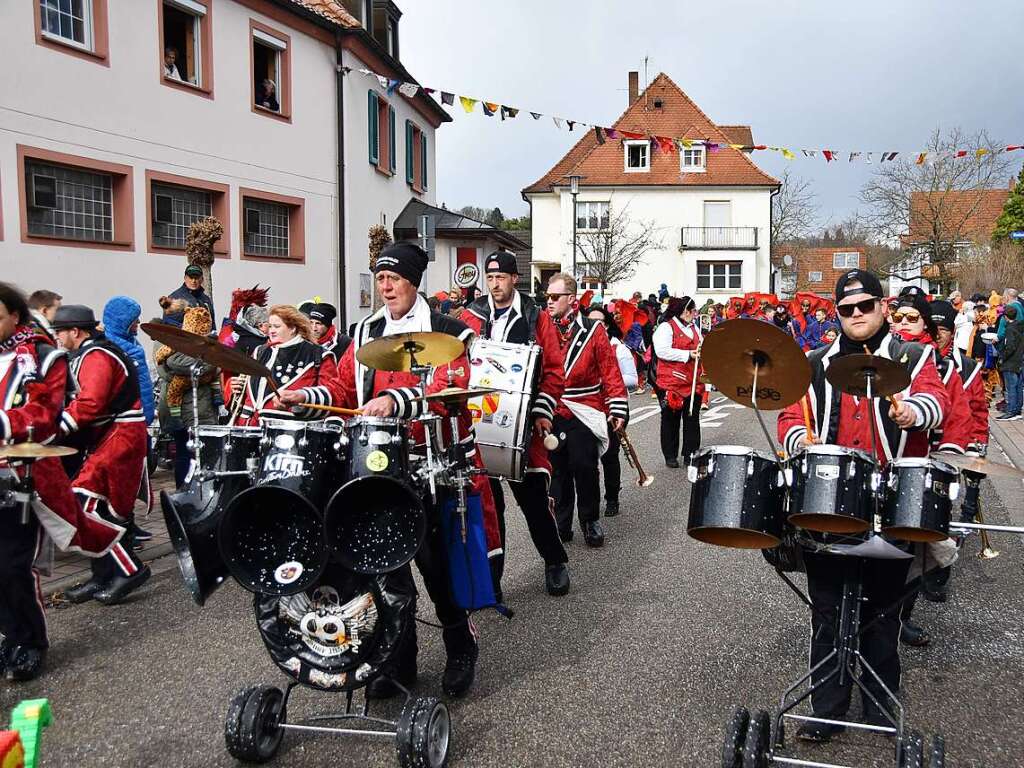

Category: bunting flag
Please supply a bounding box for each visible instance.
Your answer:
[346,67,1022,166]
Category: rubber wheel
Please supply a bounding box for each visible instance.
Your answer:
[224,685,286,763]
[899,729,924,768]
[721,706,750,768]
[396,696,451,768]
[929,734,946,768]
[742,710,770,768]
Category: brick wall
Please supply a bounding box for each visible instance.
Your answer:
[778,246,866,293]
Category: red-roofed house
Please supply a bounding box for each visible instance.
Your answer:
[523,72,779,302]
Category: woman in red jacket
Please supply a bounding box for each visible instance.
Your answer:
[653,296,703,468]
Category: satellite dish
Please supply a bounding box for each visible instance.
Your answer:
[783,254,794,267]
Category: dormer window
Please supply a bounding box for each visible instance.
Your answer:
[681,146,706,173]
[624,140,649,173]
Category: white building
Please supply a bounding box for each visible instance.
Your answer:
[0,0,449,332]
[524,72,779,304]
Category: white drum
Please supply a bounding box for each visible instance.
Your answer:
[466,338,541,480]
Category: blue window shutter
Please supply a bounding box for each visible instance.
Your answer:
[368,91,379,165]
[388,105,396,174]
[405,121,414,184]
[421,133,428,190]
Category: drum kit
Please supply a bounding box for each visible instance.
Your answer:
[143,322,501,768]
[0,427,78,525]
[684,320,1024,768]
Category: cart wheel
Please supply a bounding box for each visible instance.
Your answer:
[742,710,770,768]
[396,696,451,768]
[721,707,750,768]
[899,729,924,768]
[224,685,286,764]
[929,734,945,768]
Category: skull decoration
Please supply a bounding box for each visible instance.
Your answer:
[284,585,378,659]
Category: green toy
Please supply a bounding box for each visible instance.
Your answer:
[9,700,51,768]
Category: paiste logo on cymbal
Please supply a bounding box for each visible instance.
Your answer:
[736,385,782,401]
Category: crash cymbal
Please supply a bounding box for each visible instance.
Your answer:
[422,386,501,405]
[931,452,1024,480]
[141,323,271,379]
[700,319,811,410]
[356,332,464,372]
[0,443,78,459]
[825,354,910,399]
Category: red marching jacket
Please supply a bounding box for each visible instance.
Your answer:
[948,345,988,447]
[0,328,122,556]
[654,317,705,398]
[555,315,629,422]
[61,337,149,519]
[237,335,341,424]
[932,358,974,453]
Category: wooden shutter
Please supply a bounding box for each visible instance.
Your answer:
[405,121,414,183]
[388,105,396,174]
[367,90,379,164]
[420,132,428,190]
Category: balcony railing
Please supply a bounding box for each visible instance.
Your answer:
[680,226,758,249]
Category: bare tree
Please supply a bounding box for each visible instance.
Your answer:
[771,169,818,250]
[859,127,1015,281]
[574,205,664,290]
[953,240,1024,297]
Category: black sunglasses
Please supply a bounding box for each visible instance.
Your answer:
[836,298,879,318]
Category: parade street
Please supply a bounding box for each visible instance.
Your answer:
[4,394,1023,768]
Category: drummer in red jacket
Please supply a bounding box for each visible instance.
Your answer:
[776,270,948,743]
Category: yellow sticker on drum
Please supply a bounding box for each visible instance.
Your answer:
[366,450,389,472]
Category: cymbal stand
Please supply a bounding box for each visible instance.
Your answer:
[17,426,37,524]
[749,355,781,458]
[863,368,884,531]
[189,362,204,499]
[410,361,437,499]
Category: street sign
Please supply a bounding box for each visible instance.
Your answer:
[453,262,479,288]
[1010,231,1024,240]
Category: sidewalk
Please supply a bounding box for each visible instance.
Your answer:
[989,406,1024,471]
[43,469,177,596]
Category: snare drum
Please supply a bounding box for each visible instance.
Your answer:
[881,458,958,542]
[786,445,877,534]
[686,445,785,549]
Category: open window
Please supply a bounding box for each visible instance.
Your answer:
[624,140,650,172]
[160,0,212,94]
[251,21,291,120]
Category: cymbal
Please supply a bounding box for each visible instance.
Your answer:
[141,323,271,379]
[700,319,811,410]
[825,354,910,399]
[0,443,78,459]
[422,386,501,405]
[931,452,1024,480]
[356,332,464,372]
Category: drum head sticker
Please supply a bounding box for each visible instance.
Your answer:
[366,450,390,472]
[495,411,512,428]
[275,561,304,585]
[815,465,840,481]
[274,434,296,450]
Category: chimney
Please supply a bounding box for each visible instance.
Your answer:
[628,71,639,106]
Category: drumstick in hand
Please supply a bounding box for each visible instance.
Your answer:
[800,394,816,442]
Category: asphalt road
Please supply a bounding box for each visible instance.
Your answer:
[4,394,1023,768]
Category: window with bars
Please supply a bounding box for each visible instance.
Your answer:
[26,160,112,242]
[152,182,212,249]
[243,198,290,257]
[576,201,610,231]
[696,261,742,291]
[40,0,92,49]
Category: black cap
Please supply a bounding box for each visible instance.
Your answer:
[51,304,99,331]
[374,242,429,287]
[835,269,883,301]
[299,301,337,324]
[484,251,518,276]
[929,300,958,332]
[184,265,203,278]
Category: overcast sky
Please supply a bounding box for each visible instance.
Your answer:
[400,0,1024,228]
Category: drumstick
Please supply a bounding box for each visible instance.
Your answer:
[800,395,816,442]
[302,403,364,417]
[862,344,901,407]
[687,345,702,413]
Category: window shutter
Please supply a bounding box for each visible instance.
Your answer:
[405,121,414,183]
[367,90,379,164]
[388,105,397,174]
[421,133,428,190]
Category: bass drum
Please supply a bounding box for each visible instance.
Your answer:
[881,458,958,542]
[686,445,785,549]
[254,564,415,692]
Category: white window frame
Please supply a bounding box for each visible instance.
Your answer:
[809,270,823,283]
[40,0,94,52]
[623,140,650,173]
[576,201,610,232]
[696,261,743,291]
[252,31,286,110]
[681,146,706,173]
[164,0,206,86]
[832,251,860,269]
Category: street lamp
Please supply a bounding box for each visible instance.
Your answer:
[565,174,584,278]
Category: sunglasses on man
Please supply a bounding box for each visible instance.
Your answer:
[545,292,573,301]
[890,309,921,323]
[835,298,880,318]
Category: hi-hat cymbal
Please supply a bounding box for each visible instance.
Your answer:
[422,386,501,405]
[825,354,910,399]
[931,452,1024,480]
[0,443,78,459]
[141,323,271,379]
[701,319,811,410]
[356,332,464,372]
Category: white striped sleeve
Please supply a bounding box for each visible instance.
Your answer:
[902,392,943,431]
[606,396,629,420]
[382,387,424,419]
[783,424,808,456]
[531,391,557,421]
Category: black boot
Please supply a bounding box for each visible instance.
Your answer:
[582,520,605,548]
[94,565,151,606]
[604,500,620,517]
[441,631,478,698]
[64,578,108,604]
[5,645,46,682]
[922,566,950,603]
[544,563,570,596]
[900,589,930,647]
[367,624,418,699]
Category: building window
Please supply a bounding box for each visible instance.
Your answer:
[624,140,649,172]
[34,0,109,64]
[681,147,706,172]
[146,171,229,255]
[251,21,291,119]
[240,188,305,262]
[809,270,823,283]
[405,121,427,191]
[576,201,610,231]
[368,91,396,175]
[160,0,212,94]
[696,261,742,291]
[832,251,860,269]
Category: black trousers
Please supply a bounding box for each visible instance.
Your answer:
[489,472,568,589]
[413,497,472,654]
[554,428,622,519]
[659,393,701,462]
[550,415,602,533]
[803,552,912,722]
[0,512,49,650]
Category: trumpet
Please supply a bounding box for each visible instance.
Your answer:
[617,426,653,488]
[976,509,1000,560]
[227,373,249,426]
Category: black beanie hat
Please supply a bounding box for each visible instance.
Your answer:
[299,301,337,324]
[374,242,429,287]
[928,300,957,333]
[834,269,883,301]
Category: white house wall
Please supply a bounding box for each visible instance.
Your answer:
[0,1,340,342]
[529,186,773,303]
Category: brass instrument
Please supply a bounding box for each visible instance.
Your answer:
[975,509,1000,560]
[617,427,653,488]
[227,374,249,426]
